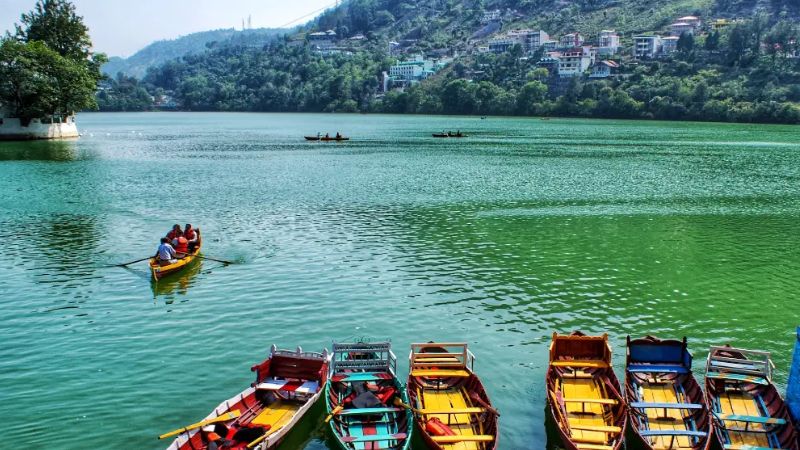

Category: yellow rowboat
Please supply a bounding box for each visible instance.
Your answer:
[149,232,202,281]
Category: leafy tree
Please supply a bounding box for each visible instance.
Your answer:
[677,32,695,53]
[14,0,91,60]
[705,31,720,51]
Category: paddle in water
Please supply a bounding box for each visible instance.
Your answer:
[111,256,153,267]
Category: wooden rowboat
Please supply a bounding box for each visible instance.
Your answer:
[788,327,800,431]
[625,336,711,450]
[304,136,321,141]
[705,345,798,450]
[320,136,349,141]
[407,342,498,450]
[326,341,412,450]
[546,331,627,450]
[149,231,202,281]
[166,345,330,450]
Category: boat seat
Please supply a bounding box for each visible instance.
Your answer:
[418,407,485,415]
[255,379,319,394]
[410,369,470,377]
[630,401,703,410]
[706,371,769,385]
[430,435,494,443]
[627,364,688,374]
[551,360,609,369]
[714,413,786,425]
[337,407,403,416]
[638,429,708,437]
[330,372,392,383]
[570,425,622,433]
[340,433,407,443]
[575,444,614,450]
[563,398,618,405]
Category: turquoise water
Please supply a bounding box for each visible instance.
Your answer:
[1,112,799,449]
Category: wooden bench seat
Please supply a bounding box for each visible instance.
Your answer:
[340,433,407,443]
[723,445,790,450]
[575,444,614,450]
[418,407,485,415]
[563,398,618,405]
[337,407,404,416]
[627,364,689,374]
[551,360,609,369]
[706,371,769,385]
[714,413,786,425]
[570,425,622,433]
[330,372,392,383]
[410,369,470,377]
[629,401,703,410]
[430,435,494,443]
[638,429,708,437]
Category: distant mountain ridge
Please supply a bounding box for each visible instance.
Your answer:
[102,28,287,78]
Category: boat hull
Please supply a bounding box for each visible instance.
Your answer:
[149,240,202,281]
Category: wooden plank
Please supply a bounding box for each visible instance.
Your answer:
[562,398,618,405]
[418,407,485,415]
[575,444,614,450]
[706,371,769,385]
[629,401,702,409]
[411,369,469,377]
[337,407,403,416]
[340,433,407,443]
[638,429,708,437]
[430,435,494,443]
[551,360,609,369]
[570,425,622,433]
[714,413,786,425]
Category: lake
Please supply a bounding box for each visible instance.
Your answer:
[1,112,799,449]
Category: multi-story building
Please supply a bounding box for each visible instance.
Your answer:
[670,22,695,36]
[481,10,501,23]
[542,40,558,51]
[589,60,619,78]
[388,55,452,85]
[633,35,662,58]
[597,30,620,55]
[308,30,337,49]
[661,36,679,54]
[507,29,549,53]
[488,36,519,53]
[558,46,592,77]
[558,33,584,49]
[676,15,702,28]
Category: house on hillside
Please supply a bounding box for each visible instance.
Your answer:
[711,19,732,31]
[558,47,592,77]
[661,36,679,54]
[488,35,519,53]
[387,54,452,88]
[589,60,620,78]
[507,29,549,53]
[633,35,661,58]
[597,30,620,56]
[670,22,695,36]
[558,33,584,49]
[308,30,337,49]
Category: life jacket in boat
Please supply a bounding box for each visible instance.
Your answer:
[425,417,456,436]
[375,386,397,404]
[166,229,182,241]
[184,228,197,241]
[174,236,189,254]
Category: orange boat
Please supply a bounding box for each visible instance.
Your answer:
[406,342,498,450]
[546,331,627,450]
[149,230,202,281]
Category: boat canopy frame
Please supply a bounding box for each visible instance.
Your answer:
[331,341,397,375]
[408,342,475,372]
[706,345,774,382]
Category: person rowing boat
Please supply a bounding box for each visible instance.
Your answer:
[155,238,177,266]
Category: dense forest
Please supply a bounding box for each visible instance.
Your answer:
[96,0,800,124]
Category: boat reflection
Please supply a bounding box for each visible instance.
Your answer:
[150,258,203,299]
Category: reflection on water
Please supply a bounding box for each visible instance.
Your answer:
[0,138,88,161]
[150,258,203,300]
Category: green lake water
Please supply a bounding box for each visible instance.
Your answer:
[1,112,799,449]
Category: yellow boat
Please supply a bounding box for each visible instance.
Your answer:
[149,231,202,281]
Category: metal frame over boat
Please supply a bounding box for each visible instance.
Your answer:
[406,342,498,450]
[325,341,412,450]
[149,231,202,281]
[788,327,800,432]
[546,331,627,450]
[625,336,711,450]
[705,345,798,450]
[166,345,330,450]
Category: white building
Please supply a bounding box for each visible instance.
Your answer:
[507,29,549,53]
[558,46,592,77]
[488,35,519,53]
[633,35,662,59]
[0,115,79,140]
[481,10,501,23]
[670,22,695,36]
[661,36,679,54]
[597,30,621,55]
[388,55,452,83]
[308,29,337,49]
[558,33,584,49]
[589,60,619,78]
[542,40,558,51]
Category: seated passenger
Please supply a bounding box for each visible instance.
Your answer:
[173,235,189,256]
[155,238,177,266]
[166,224,183,241]
[184,224,199,252]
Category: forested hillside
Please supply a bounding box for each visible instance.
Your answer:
[97,0,800,123]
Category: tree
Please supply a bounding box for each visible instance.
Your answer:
[705,31,720,51]
[516,80,548,115]
[677,32,694,53]
[14,0,91,60]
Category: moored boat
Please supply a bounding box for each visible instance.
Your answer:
[406,342,498,450]
[788,327,800,431]
[165,345,330,450]
[546,331,626,450]
[325,341,411,450]
[705,345,798,450]
[149,230,202,281]
[625,336,711,450]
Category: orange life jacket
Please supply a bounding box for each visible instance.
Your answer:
[174,236,189,253]
[184,228,197,241]
[425,417,456,436]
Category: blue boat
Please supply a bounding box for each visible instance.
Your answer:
[625,336,712,450]
[788,327,800,429]
[325,341,412,450]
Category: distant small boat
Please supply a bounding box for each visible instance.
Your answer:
[165,345,330,450]
[149,230,202,281]
[625,336,711,450]
[304,136,321,141]
[705,345,798,450]
[320,136,349,141]
[407,342,498,450]
[432,132,467,138]
[547,331,626,450]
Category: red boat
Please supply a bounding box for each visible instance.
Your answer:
[546,331,626,450]
[164,345,330,450]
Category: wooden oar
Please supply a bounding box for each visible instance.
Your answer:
[246,425,273,449]
[177,253,234,265]
[158,409,241,440]
[393,397,421,414]
[111,256,152,267]
[468,392,500,416]
[324,405,343,423]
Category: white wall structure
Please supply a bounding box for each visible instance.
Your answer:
[0,116,79,140]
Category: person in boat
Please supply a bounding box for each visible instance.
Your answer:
[184,224,198,252]
[172,235,189,257]
[166,224,183,241]
[325,133,330,138]
[155,237,177,266]
[336,132,341,139]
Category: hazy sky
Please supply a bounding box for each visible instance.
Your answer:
[1,0,334,57]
